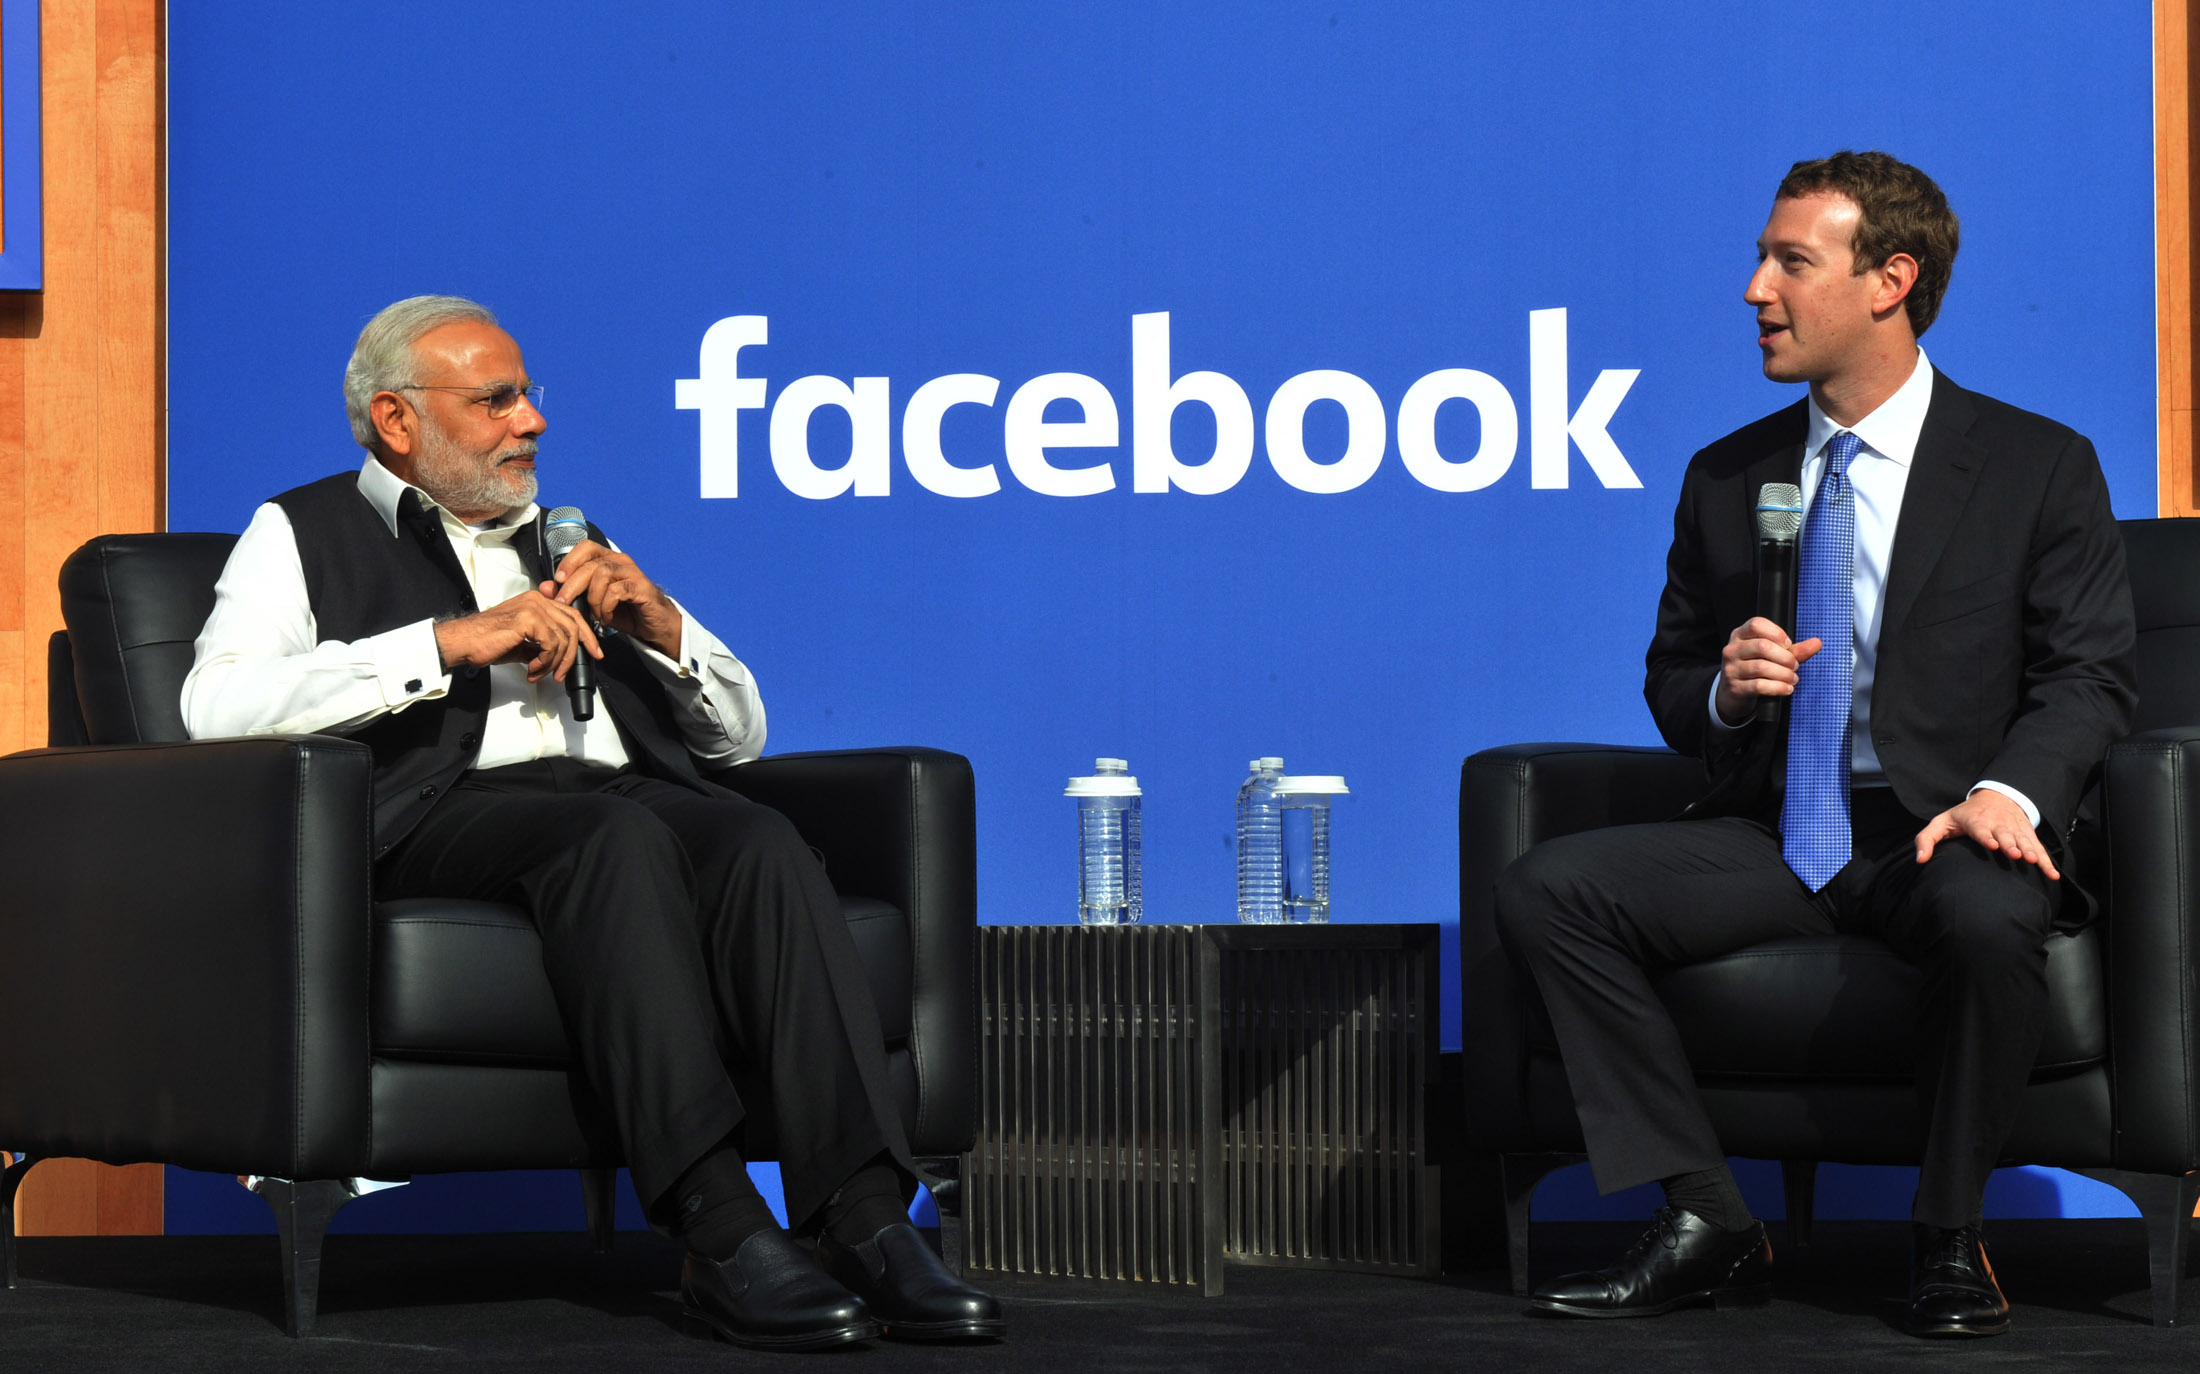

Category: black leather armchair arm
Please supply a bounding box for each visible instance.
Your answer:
[712,747,977,1155]
[0,735,376,1180]
[1458,743,1708,1153]
[2101,726,2200,1176]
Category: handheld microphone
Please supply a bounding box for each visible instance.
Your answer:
[544,506,597,721]
[1753,482,1804,728]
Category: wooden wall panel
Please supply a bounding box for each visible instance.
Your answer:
[0,331,20,638]
[2161,0,2199,515]
[4,0,166,1236]
[0,633,20,751]
[95,0,161,532]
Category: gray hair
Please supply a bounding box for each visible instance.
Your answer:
[342,295,499,449]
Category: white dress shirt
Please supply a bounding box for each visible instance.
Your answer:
[182,458,766,770]
[1709,350,2039,826]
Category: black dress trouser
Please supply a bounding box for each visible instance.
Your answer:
[374,758,913,1229]
[1492,788,2057,1230]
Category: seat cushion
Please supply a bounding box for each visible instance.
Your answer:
[1639,926,2105,1081]
[372,894,913,1065]
[372,899,571,1064]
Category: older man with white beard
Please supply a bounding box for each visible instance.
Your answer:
[181,296,1003,1353]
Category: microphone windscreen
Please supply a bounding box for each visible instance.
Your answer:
[1755,483,1803,543]
[545,506,588,561]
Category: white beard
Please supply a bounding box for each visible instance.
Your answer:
[412,417,538,519]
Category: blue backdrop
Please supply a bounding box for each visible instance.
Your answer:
[163,2,2158,1230]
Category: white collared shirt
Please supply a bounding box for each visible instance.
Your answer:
[181,458,766,772]
[1709,349,2038,825]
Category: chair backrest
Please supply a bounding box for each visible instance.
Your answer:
[42,518,2200,745]
[56,532,239,746]
[2122,517,2200,733]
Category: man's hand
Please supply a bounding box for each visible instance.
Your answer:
[1914,789,2060,881]
[549,540,684,659]
[434,589,602,684]
[1715,617,1825,725]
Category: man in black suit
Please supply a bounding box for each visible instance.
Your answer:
[1493,152,2136,1338]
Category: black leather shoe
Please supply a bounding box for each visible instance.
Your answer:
[1906,1224,2009,1338]
[680,1228,883,1351]
[1528,1207,1772,1318]
[817,1221,1007,1341]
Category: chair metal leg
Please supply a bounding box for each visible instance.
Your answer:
[2,1154,36,1289]
[2072,1168,2200,1328]
[1780,1159,1818,1252]
[1500,1152,1586,1297]
[918,1155,962,1274]
[250,1177,358,1337]
[580,1168,619,1254]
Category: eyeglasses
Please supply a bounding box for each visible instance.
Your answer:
[396,382,545,417]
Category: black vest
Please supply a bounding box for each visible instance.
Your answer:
[272,472,713,857]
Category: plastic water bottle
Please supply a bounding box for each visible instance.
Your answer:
[1276,775,1348,923]
[1235,758,1286,924]
[1067,759,1142,925]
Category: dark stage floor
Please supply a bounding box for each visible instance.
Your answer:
[3,1220,2197,1371]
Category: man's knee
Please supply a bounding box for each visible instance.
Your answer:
[1493,837,1594,964]
[570,794,689,876]
[1911,846,2053,974]
[676,797,826,894]
[703,798,808,862]
[525,797,698,948]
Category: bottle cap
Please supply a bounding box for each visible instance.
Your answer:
[1067,769,1141,797]
[1255,757,1285,771]
[1094,758,1128,773]
[1274,775,1349,796]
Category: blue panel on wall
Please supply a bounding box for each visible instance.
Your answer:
[163,1162,945,1236]
[168,1164,771,1236]
[1532,1161,2142,1224]
[165,3,2157,1227]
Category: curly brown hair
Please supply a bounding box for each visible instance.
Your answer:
[1777,151,1959,337]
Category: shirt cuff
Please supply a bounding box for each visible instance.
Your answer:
[1706,674,1747,732]
[1969,780,2041,830]
[372,620,451,707]
[631,613,706,689]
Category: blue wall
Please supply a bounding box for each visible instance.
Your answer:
[164,2,2157,1230]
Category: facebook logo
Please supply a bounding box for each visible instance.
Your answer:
[676,309,1641,500]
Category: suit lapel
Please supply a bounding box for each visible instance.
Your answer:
[1735,402,1808,556]
[1881,374,1986,636]
[1750,438,1807,511]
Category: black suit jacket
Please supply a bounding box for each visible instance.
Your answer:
[1643,371,2138,848]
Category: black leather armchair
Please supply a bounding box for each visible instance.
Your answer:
[1459,516,2200,1327]
[0,533,978,1334]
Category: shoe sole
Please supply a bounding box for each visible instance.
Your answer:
[1528,1283,1772,1319]
[882,1317,1009,1342]
[681,1307,884,1351]
[1906,1316,2010,1338]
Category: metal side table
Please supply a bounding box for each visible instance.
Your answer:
[962,923,1441,1294]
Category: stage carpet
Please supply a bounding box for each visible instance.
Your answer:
[3,1220,2197,1370]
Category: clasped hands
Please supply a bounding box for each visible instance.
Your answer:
[1716,617,2058,880]
[432,540,684,685]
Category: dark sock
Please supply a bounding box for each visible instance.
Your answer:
[1661,1164,1755,1233]
[820,1157,914,1244]
[665,1143,780,1261]
[1911,1194,1986,1232]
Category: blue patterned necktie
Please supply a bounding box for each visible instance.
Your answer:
[1782,430,1861,891]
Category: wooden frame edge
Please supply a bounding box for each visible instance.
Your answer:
[2158,0,2195,515]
